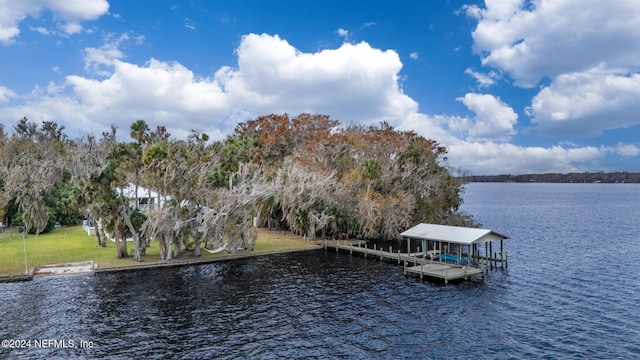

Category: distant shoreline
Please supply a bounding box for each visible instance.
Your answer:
[463,172,640,183]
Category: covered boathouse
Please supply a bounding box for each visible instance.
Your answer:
[400,223,510,271]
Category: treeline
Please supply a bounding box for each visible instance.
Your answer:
[465,172,640,183]
[0,114,473,261]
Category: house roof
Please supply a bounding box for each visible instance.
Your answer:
[121,183,159,200]
[400,223,509,245]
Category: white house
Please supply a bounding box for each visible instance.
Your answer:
[120,183,167,212]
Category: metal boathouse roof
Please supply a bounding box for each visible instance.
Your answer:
[400,223,509,245]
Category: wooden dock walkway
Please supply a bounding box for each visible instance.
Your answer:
[321,240,484,284]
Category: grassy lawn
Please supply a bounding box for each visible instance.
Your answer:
[0,225,320,276]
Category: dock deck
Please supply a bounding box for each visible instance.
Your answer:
[404,263,482,281]
[321,240,484,283]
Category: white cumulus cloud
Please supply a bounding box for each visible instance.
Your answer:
[0,0,109,44]
[0,33,417,140]
[448,142,606,175]
[464,68,497,88]
[527,68,640,136]
[216,33,417,124]
[468,0,640,140]
[336,28,349,39]
[0,86,17,104]
[399,112,609,175]
[615,143,640,157]
[457,93,518,142]
[469,0,640,88]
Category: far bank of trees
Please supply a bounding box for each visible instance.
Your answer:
[0,114,475,261]
[465,172,640,183]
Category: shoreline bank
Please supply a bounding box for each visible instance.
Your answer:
[0,244,323,283]
[95,245,324,274]
[0,245,325,282]
[0,226,328,281]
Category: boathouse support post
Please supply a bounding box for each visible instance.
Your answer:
[500,240,504,268]
[489,242,493,269]
[403,261,407,276]
[473,244,477,266]
[406,242,410,265]
[407,237,410,256]
[485,242,489,273]
[397,250,400,265]
[420,263,423,281]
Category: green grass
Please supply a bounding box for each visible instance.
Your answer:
[0,225,320,276]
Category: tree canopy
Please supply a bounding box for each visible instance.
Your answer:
[0,114,475,261]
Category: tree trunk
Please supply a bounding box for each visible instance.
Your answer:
[134,182,139,210]
[159,235,167,260]
[166,240,173,260]
[172,237,180,259]
[122,208,141,262]
[139,239,147,256]
[89,210,106,247]
[192,227,202,257]
[97,225,107,248]
[116,229,128,258]
[93,224,104,247]
[193,243,201,257]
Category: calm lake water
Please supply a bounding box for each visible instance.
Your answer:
[1,183,639,359]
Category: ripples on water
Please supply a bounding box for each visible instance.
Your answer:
[1,183,639,359]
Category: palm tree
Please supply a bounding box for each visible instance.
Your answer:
[359,158,381,196]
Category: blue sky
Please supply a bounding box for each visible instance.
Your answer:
[1,0,639,175]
